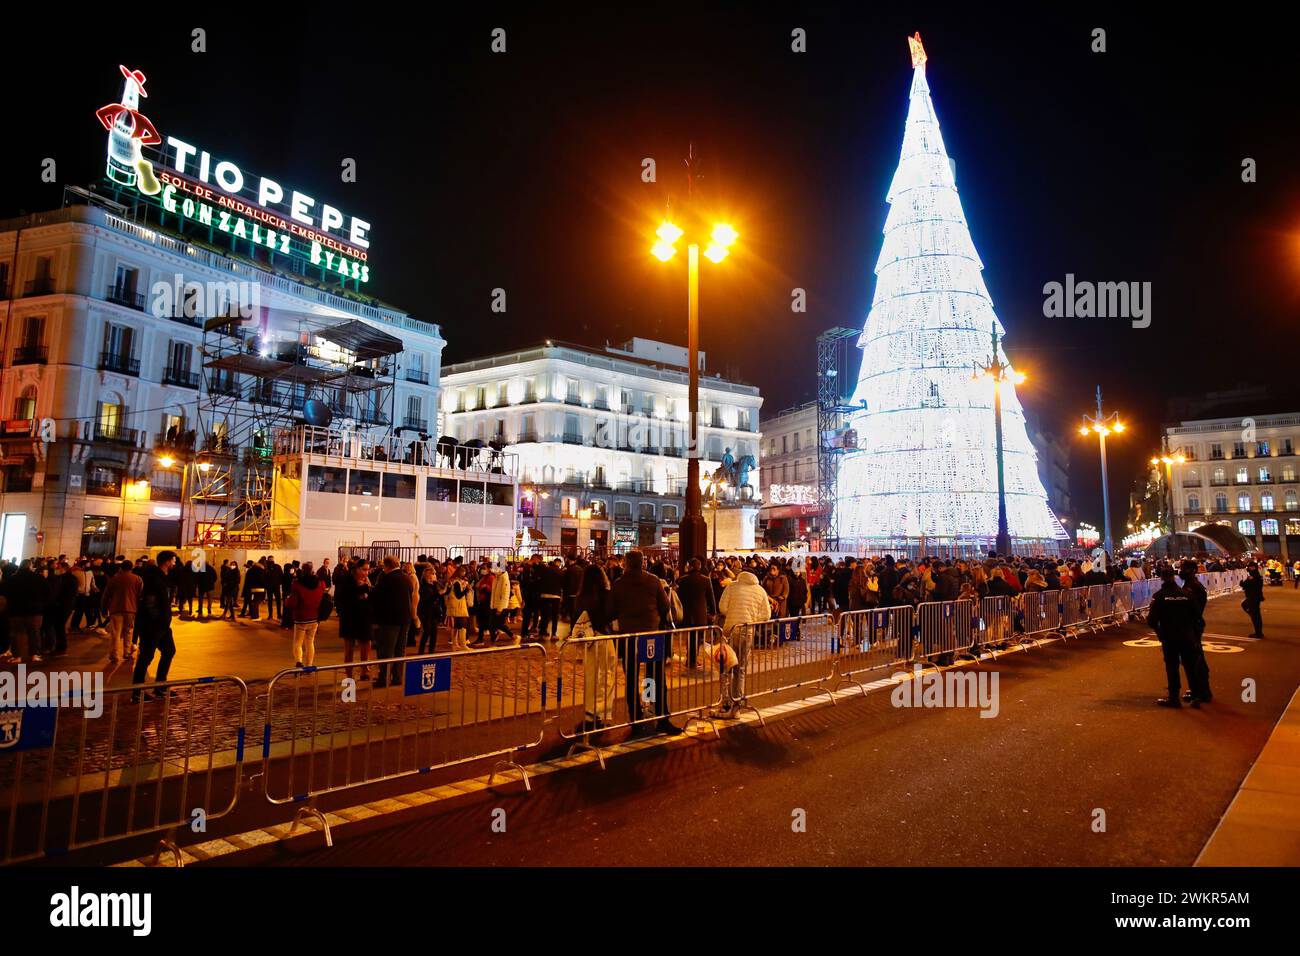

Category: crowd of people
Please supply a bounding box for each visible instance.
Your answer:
[0,547,1272,715]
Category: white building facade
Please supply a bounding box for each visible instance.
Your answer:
[1165,412,1300,561]
[757,402,826,545]
[440,339,763,553]
[0,200,460,562]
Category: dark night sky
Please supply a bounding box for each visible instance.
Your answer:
[6,4,1299,537]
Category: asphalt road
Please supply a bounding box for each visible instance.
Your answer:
[223,582,1299,867]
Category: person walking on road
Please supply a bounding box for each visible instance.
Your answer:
[1240,563,1265,637]
[1146,567,1200,708]
[101,559,142,664]
[132,551,178,701]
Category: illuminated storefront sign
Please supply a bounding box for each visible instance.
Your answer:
[96,66,372,287]
[766,483,818,505]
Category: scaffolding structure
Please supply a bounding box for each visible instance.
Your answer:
[183,307,403,548]
[816,327,863,550]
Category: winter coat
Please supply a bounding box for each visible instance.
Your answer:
[490,571,512,612]
[287,578,326,623]
[371,568,415,626]
[718,571,773,634]
[102,568,142,614]
[445,580,473,618]
[610,568,669,634]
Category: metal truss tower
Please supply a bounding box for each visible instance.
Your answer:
[816,327,862,551]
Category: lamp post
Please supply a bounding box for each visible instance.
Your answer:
[703,476,729,559]
[650,156,738,562]
[157,454,190,548]
[972,324,1026,558]
[1079,386,1126,559]
[1150,443,1185,534]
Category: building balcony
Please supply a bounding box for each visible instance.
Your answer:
[593,399,610,411]
[162,367,201,389]
[99,351,140,376]
[207,375,242,398]
[1181,480,1201,488]
[405,369,429,385]
[106,284,145,310]
[168,310,203,329]
[151,484,183,502]
[1209,479,1229,486]
[565,395,583,406]
[562,432,585,445]
[86,477,123,497]
[1257,475,1275,484]
[516,431,538,444]
[93,423,139,445]
[12,344,48,365]
[24,277,55,297]
[402,416,428,432]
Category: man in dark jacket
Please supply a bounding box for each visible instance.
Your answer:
[562,558,585,625]
[1240,564,1265,637]
[933,563,961,602]
[371,555,414,688]
[538,560,564,639]
[1178,560,1212,703]
[519,554,544,637]
[876,556,899,609]
[611,550,674,737]
[220,560,240,620]
[4,560,49,663]
[132,551,177,700]
[1146,568,1200,708]
[264,559,284,621]
[676,558,717,668]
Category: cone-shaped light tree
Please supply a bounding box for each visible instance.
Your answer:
[836,34,1068,554]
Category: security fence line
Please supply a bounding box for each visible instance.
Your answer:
[0,569,1254,865]
[258,643,547,845]
[1,675,248,866]
[555,625,723,768]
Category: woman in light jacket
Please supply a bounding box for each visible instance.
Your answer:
[443,567,473,652]
[717,570,772,718]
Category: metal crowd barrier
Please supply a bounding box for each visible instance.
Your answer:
[555,626,723,767]
[721,614,838,724]
[260,644,547,843]
[834,606,913,690]
[1,675,248,866]
[972,594,1020,650]
[1058,587,1091,636]
[912,599,975,663]
[1022,589,1062,637]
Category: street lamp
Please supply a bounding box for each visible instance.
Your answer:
[703,476,729,558]
[1150,449,1186,533]
[156,454,190,548]
[1078,385,1126,559]
[972,324,1026,558]
[650,155,739,562]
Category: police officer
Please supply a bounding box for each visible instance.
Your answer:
[1178,560,1212,704]
[1146,567,1200,708]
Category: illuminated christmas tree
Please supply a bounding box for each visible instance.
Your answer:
[836,34,1067,553]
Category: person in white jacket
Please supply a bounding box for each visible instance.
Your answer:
[489,564,514,644]
[717,570,772,717]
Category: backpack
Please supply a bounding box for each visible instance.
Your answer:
[318,590,334,621]
[668,586,684,625]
